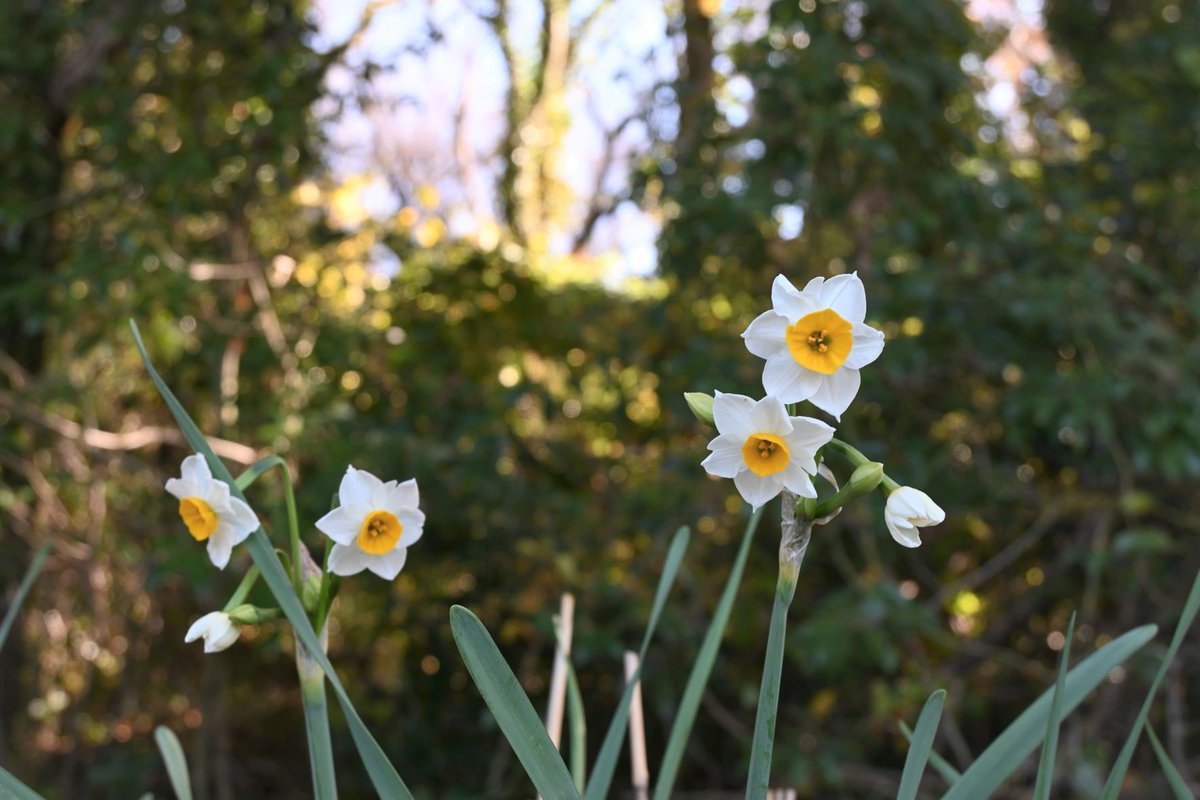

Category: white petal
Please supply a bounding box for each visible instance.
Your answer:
[711,392,758,439]
[397,508,426,547]
[383,478,420,513]
[216,503,257,548]
[180,454,213,486]
[207,623,241,653]
[808,368,861,420]
[316,506,363,546]
[748,395,792,436]
[203,479,234,515]
[762,354,822,404]
[702,434,747,478]
[783,416,836,474]
[164,477,196,500]
[338,466,381,514]
[886,519,924,548]
[770,275,818,323]
[801,275,825,294]
[328,543,370,576]
[734,470,784,510]
[741,311,789,359]
[779,463,817,498]
[366,547,409,580]
[185,612,222,643]
[206,531,235,570]
[816,273,867,323]
[844,323,885,369]
[224,496,260,539]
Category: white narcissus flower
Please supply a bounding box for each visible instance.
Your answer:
[884,487,945,548]
[701,392,835,510]
[185,611,240,653]
[316,466,425,580]
[742,273,886,419]
[166,454,259,569]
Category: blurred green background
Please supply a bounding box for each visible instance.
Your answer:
[2,0,1199,797]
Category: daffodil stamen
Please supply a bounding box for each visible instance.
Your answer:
[785,309,853,375]
[357,509,404,555]
[179,497,218,541]
[741,433,790,477]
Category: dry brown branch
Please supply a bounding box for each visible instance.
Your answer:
[0,389,259,464]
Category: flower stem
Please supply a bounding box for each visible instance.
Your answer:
[745,491,812,800]
[297,626,338,800]
[827,437,900,494]
[280,464,303,591]
[221,565,261,612]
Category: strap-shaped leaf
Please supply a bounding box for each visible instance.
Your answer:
[131,322,412,799]
[941,624,1157,800]
[899,720,961,784]
[897,689,946,800]
[450,606,581,799]
[0,542,51,652]
[1101,570,1200,800]
[0,766,45,800]
[653,506,763,800]
[1146,726,1196,800]
[585,526,691,800]
[1032,613,1076,800]
[154,726,194,800]
[566,660,588,794]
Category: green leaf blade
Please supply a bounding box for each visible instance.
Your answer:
[0,542,51,653]
[154,726,194,800]
[450,605,581,800]
[653,507,763,800]
[1147,726,1196,800]
[941,624,1157,800]
[897,689,946,800]
[1032,612,1076,800]
[584,526,690,800]
[1101,570,1200,800]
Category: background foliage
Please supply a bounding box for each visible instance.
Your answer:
[2,0,1198,797]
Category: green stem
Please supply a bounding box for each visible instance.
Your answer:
[745,492,811,800]
[827,438,900,495]
[221,565,261,612]
[282,466,302,591]
[298,628,338,800]
[825,437,869,465]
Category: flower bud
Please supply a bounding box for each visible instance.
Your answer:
[301,574,323,613]
[184,611,240,653]
[847,461,884,495]
[684,392,715,425]
[884,486,945,548]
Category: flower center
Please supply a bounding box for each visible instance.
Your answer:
[179,497,218,541]
[741,433,790,477]
[785,308,853,375]
[358,510,403,555]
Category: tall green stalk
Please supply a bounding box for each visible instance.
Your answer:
[298,628,338,800]
[745,492,812,800]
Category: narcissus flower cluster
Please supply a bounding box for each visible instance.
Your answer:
[167,455,425,654]
[692,272,944,546]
